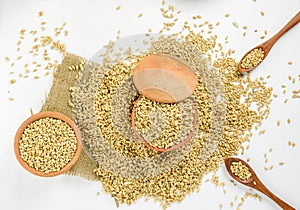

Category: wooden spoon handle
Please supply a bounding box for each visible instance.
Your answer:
[254,179,295,210]
[262,11,300,50]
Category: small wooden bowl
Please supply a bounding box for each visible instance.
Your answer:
[133,54,198,103]
[14,111,82,177]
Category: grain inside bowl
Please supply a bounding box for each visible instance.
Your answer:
[14,112,81,177]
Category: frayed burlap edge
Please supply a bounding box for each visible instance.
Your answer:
[41,53,99,181]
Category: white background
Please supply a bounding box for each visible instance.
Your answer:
[0,0,300,210]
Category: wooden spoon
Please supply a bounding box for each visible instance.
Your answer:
[224,157,295,210]
[238,11,300,73]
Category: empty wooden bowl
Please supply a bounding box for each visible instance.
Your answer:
[133,54,198,103]
[14,111,82,177]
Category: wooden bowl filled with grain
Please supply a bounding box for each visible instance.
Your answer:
[14,111,82,177]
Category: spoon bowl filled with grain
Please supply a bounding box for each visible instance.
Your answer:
[238,47,266,73]
[14,111,82,177]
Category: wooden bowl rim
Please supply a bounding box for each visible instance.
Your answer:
[14,111,82,177]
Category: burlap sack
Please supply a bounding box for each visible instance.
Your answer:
[41,53,99,181]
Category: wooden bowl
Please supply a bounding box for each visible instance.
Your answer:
[133,54,198,103]
[14,111,82,177]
